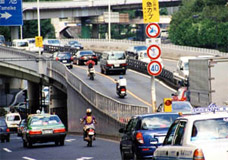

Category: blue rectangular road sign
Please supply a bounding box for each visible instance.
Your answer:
[0,0,23,26]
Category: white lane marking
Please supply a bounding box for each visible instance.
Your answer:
[3,148,12,152]
[22,157,36,160]
[76,157,93,160]
[65,139,76,142]
[129,69,177,92]
[10,137,21,140]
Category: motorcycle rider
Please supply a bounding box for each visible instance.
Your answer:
[86,59,95,76]
[116,75,127,91]
[80,108,97,140]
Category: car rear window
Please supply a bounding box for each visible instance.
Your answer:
[191,117,228,142]
[58,53,71,58]
[80,51,93,55]
[7,115,20,121]
[108,53,125,60]
[134,46,147,51]
[172,102,192,112]
[141,114,179,130]
[30,115,62,126]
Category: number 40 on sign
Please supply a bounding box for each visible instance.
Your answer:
[147,61,162,76]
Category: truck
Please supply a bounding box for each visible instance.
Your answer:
[188,57,228,107]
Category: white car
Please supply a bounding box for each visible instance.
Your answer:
[25,38,44,53]
[5,113,21,132]
[153,106,228,160]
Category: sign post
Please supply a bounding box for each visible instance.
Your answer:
[142,0,160,113]
[0,0,23,26]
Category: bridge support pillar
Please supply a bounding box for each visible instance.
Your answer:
[27,81,41,114]
[92,24,99,38]
[49,86,67,128]
[81,17,91,38]
[11,27,19,41]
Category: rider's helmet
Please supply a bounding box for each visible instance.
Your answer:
[119,75,123,79]
[86,108,92,116]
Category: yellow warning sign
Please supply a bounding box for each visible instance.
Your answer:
[35,36,43,47]
[142,0,160,23]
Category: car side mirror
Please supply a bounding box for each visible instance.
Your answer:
[119,128,125,133]
[171,93,177,96]
[180,67,183,70]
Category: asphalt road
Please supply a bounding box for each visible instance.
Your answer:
[0,134,121,160]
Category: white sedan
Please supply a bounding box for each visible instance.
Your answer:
[153,108,228,160]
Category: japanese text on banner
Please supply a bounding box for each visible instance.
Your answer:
[142,0,160,23]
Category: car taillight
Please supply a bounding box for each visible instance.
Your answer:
[193,149,205,160]
[54,128,66,133]
[70,57,74,61]
[56,57,59,61]
[92,56,97,59]
[106,63,113,67]
[136,132,144,144]
[6,128,10,132]
[121,63,127,66]
[29,130,42,135]
[80,56,85,60]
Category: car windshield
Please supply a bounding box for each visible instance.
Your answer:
[69,41,79,45]
[109,53,125,60]
[27,39,35,44]
[141,114,179,130]
[30,115,62,126]
[80,51,93,55]
[172,102,192,112]
[57,53,71,58]
[191,118,228,142]
[48,40,60,44]
[134,46,147,51]
[7,115,20,121]
[184,62,189,70]
[18,42,28,47]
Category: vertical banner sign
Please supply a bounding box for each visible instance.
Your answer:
[142,0,160,23]
[35,36,43,47]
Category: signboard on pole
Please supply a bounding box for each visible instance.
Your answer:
[35,36,43,47]
[147,61,162,76]
[142,0,160,23]
[0,0,23,26]
[146,23,160,38]
[147,45,161,60]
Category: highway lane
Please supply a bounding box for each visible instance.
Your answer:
[71,62,176,107]
[0,134,121,160]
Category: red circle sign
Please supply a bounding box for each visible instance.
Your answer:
[146,23,161,38]
[147,45,161,60]
[147,61,162,76]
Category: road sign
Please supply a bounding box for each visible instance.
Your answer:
[147,45,161,60]
[146,38,161,46]
[146,23,160,38]
[142,0,160,23]
[0,0,23,26]
[147,61,162,76]
[35,36,43,47]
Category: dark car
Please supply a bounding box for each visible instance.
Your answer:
[73,50,98,65]
[17,119,27,137]
[119,113,180,159]
[0,117,10,143]
[22,113,66,148]
[55,52,73,69]
[66,40,83,50]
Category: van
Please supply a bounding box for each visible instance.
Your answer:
[5,113,21,132]
[25,38,44,53]
[12,39,29,50]
[100,51,127,75]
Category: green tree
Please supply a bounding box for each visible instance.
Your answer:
[169,0,228,52]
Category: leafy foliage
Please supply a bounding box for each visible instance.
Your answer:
[169,0,228,52]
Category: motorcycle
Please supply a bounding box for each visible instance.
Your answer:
[87,67,95,80]
[83,124,96,147]
[116,81,127,98]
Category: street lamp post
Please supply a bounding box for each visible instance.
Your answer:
[37,0,41,55]
[108,0,111,42]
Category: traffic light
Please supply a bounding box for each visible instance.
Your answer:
[164,98,172,112]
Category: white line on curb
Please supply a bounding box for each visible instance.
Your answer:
[22,156,36,160]
[3,148,12,152]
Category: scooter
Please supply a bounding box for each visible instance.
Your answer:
[116,83,127,98]
[87,67,95,80]
[83,124,95,147]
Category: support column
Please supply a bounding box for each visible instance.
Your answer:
[92,24,99,39]
[27,81,41,114]
[11,27,19,41]
[81,17,91,38]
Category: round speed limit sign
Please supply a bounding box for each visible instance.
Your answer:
[147,45,161,60]
[147,61,162,76]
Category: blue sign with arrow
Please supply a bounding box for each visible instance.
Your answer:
[0,0,23,26]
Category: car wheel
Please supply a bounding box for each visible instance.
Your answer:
[60,139,64,146]
[100,67,104,74]
[27,141,32,148]
[23,140,27,148]
[55,141,59,146]
[122,70,126,75]
[104,69,109,75]
[133,152,139,160]
[1,139,4,143]
[6,136,10,142]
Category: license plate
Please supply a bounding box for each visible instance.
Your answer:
[42,130,53,134]
[121,91,125,94]
[114,64,120,67]
[62,60,67,63]
[88,131,94,135]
